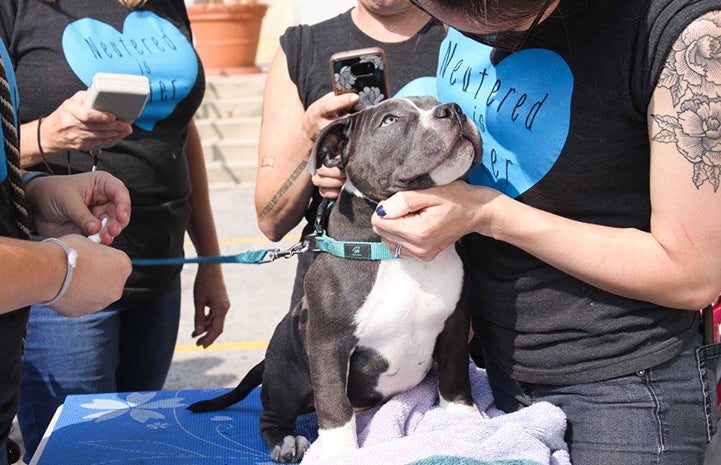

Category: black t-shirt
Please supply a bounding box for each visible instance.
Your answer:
[281,9,447,237]
[279,9,447,309]
[442,0,718,384]
[0,0,205,296]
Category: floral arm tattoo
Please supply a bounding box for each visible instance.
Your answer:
[651,10,721,192]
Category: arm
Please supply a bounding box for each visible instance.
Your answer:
[19,91,132,168]
[255,46,357,241]
[372,10,721,310]
[0,171,132,315]
[185,119,230,347]
[0,234,130,315]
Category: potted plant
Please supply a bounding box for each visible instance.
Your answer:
[187,0,268,75]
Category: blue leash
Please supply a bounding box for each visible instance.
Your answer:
[131,201,398,266]
[130,234,398,266]
[130,241,309,266]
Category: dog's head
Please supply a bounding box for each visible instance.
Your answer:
[308,96,482,201]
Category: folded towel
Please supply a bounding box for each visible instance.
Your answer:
[302,363,570,465]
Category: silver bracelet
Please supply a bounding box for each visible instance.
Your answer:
[39,238,78,307]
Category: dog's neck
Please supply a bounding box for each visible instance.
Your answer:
[325,185,381,243]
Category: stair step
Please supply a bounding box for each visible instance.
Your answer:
[204,160,258,185]
[196,117,261,142]
[196,96,263,119]
[204,73,266,100]
[199,73,266,185]
[202,139,258,164]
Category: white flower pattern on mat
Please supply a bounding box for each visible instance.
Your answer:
[80,392,186,424]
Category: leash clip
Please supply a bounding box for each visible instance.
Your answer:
[260,240,310,264]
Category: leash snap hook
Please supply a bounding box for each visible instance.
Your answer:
[260,240,310,263]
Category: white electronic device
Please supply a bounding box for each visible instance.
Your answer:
[85,73,150,123]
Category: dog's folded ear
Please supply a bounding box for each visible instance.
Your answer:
[307,117,352,176]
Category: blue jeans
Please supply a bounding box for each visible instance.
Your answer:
[0,439,8,465]
[485,333,721,465]
[17,278,181,462]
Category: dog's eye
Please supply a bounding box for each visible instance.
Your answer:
[380,115,398,127]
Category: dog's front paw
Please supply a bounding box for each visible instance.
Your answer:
[439,397,483,416]
[270,435,310,463]
[310,422,359,460]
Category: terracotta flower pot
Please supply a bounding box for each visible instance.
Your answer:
[187,3,268,75]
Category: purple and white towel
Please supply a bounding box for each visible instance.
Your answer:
[302,363,571,465]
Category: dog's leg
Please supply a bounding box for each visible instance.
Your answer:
[259,311,315,463]
[307,334,359,459]
[259,368,313,463]
[434,296,479,415]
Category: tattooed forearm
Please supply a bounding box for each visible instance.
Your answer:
[650,10,721,192]
[258,161,308,221]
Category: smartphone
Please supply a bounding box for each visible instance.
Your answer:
[85,72,150,123]
[329,47,389,106]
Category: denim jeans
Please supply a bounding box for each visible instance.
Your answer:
[485,333,721,465]
[0,439,8,465]
[17,278,181,463]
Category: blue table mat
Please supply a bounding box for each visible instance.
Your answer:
[35,388,319,465]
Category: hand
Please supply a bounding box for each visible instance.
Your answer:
[49,234,131,317]
[24,171,131,244]
[302,92,359,143]
[372,181,492,261]
[312,165,346,199]
[40,91,133,153]
[192,264,230,348]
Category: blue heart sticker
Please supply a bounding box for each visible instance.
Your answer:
[395,76,438,99]
[436,29,573,198]
[62,11,198,131]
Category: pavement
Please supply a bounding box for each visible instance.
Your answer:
[166,182,302,391]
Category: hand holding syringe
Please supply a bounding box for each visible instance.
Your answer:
[87,217,109,244]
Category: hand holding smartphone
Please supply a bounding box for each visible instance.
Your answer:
[329,47,389,107]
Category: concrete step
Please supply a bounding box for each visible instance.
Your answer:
[195,117,261,142]
[204,73,266,100]
[199,73,266,185]
[204,160,258,185]
[196,96,263,119]
[202,138,258,165]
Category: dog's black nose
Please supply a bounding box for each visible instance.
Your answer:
[434,103,462,119]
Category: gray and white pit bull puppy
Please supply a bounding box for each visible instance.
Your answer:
[188,96,483,462]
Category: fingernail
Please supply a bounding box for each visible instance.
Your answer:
[376,205,386,217]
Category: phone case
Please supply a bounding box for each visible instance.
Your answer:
[330,47,389,106]
[85,73,150,123]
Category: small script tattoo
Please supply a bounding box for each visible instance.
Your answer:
[258,161,308,221]
[650,11,721,192]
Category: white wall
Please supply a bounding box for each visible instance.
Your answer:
[184,1,357,66]
[256,0,356,65]
[294,0,355,24]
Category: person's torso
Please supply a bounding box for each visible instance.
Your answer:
[1,0,207,294]
[445,0,716,384]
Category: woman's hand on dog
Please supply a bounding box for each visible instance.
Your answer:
[372,181,500,261]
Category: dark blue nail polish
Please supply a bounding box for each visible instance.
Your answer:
[376,205,386,217]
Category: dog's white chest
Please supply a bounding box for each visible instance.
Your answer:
[353,246,464,397]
